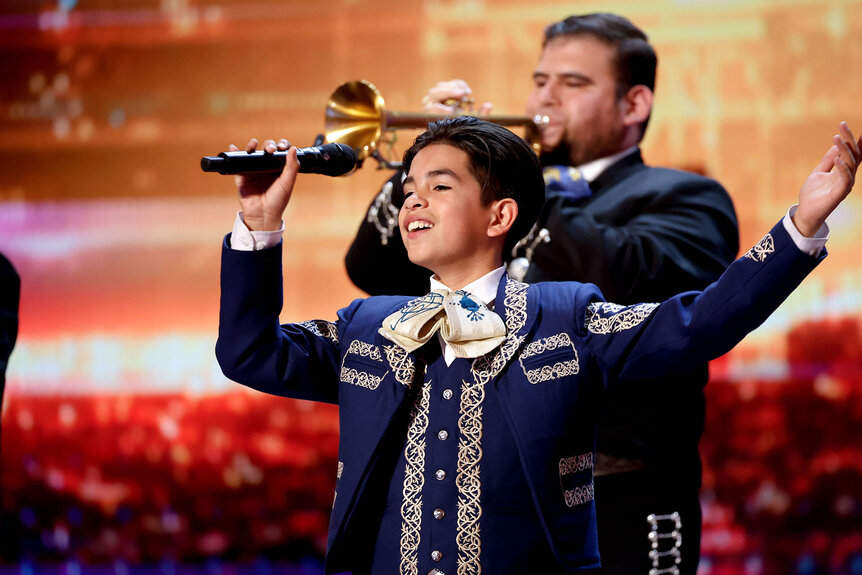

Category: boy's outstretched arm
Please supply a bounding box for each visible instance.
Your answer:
[231,138,299,232]
[793,122,861,237]
[581,123,861,381]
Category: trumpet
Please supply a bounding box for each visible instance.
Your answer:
[324,80,548,169]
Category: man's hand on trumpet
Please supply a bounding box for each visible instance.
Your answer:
[422,79,494,116]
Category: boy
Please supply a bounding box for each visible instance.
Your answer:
[216,117,859,574]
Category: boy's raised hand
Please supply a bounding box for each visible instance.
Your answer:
[231,138,298,232]
[793,122,862,238]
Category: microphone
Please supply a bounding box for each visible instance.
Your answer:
[201,143,357,177]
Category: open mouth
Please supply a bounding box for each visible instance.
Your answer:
[407,220,434,232]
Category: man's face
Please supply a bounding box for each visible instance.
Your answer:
[526,35,629,167]
[399,144,502,286]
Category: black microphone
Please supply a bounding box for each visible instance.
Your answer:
[201,143,357,177]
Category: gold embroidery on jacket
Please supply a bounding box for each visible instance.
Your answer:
[346,340,382,360]
[297,319,339,343]
[559,453,593,476]
[744,233,775,262]
[340,340,387,390]
[563,484,595,508]
[455,276,529,574]
[456,376,485,575]
[518,333,580,384]
[339,367,385,390]
[559,453,595,508]
[333,461,344,509]
[384,344,416,387]
[585,302,659,335]
[400,381,431,575]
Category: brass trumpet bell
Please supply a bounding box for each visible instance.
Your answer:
[324,80,387,162]
[324,79,547,167]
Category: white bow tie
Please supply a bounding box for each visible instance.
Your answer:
[379,289,507,358]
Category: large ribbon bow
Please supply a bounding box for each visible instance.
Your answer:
[379,289,507,358]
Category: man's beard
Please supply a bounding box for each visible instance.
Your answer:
[539,142,574,168]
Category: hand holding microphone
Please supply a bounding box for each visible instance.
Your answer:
[224,137,349,232]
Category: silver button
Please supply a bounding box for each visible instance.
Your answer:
[442,389,453,400]
[427,570,445,575]
[437,430,448,441]
[433,508,445,520]
[435,469,446,481]
[431,550,443,562]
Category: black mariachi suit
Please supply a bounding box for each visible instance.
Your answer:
[344,150,739,574]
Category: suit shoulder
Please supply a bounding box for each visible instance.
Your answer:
[337,294,414,324]
[635,165,726,190]
[613,165,734,211]
[529,280,604,311]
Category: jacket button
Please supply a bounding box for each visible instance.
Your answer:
[442,389,453,400]
[431,550,443,562]
[437,429,448,441]
[433,508,445,520]
[435,469,446,481]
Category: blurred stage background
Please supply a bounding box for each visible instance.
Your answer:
[1,0,861,574]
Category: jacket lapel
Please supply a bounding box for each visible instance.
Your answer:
[470,273,537,382]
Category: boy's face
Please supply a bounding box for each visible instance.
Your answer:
[400,144,504,286]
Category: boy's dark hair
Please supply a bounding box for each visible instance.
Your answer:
[402,116,546,256]
[544,13,656,134]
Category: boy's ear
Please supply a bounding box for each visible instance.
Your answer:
[487,198,518,240]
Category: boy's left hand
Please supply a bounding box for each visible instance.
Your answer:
[793,122,862,237]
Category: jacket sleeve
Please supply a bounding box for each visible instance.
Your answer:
[344,171,431,296]
[577,220,822,381]
[216,235,356,405]
[528,172,739,303]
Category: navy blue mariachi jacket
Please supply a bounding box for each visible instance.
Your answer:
[216,220,821,573]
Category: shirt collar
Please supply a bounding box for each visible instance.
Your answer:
[576,146,639,183]
[429,266,506,309]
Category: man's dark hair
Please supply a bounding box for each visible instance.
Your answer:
[402,116,546,256]
[544,13,656,133]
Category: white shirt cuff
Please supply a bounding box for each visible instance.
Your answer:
[229,211,284,251]
[782,204,828,257]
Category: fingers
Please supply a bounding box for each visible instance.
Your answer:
[838,121,860,160]
[834,155,854,184]
[424,79,475,112]
[261,138,292,154]
[833,137,859,194]
[834,134,857,174]
[813,144,839,174]
[427,79,472,103]
[240,138,292,154]
[231,136,295,195]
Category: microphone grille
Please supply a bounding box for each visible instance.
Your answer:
[320,143,357,176]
